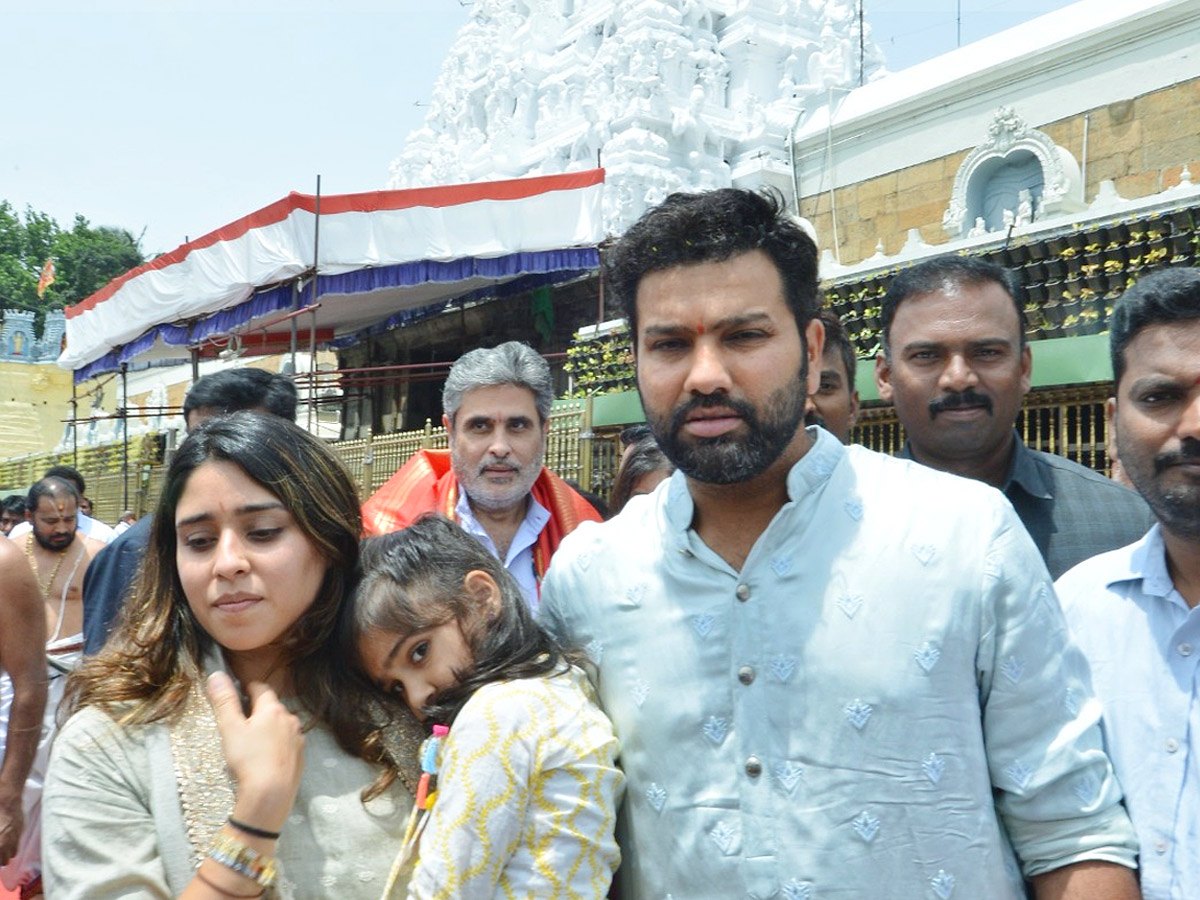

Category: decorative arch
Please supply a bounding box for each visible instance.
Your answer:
[943,106,1084,237]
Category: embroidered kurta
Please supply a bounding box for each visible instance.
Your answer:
[1055,526,1200,900]
[540,429,1137,900]
[44,702,413,900]
[406,666,623,900]
[899,432,1154,579]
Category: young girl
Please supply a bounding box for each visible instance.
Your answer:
[345,515,623,900]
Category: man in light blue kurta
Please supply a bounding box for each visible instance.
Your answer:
[1054,267,1200,900]
[541,188,1140,900]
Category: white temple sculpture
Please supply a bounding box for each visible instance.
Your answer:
[388,0,885,234]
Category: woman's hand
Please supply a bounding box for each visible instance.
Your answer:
[207,671,305,833]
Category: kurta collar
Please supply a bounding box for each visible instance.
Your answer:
[663,425,844,542]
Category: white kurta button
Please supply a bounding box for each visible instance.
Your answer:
[1154,839,1168,854]
[745,756,763,777]
[1166,738,1180,753]
[736,584,751,602]
[737,666,755,685]
[1178,642,1193,657]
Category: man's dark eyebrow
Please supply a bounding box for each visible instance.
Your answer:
[176,502,286,528]
[463,414,496,427]
[642,311,774,338]
[899,336,1013,354]
[1128,375,1182,394]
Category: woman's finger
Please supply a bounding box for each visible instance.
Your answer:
[206,671,246,735]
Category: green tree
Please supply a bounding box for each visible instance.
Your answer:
[50,215,144,305]
[0,202,37,311]
[0,203,146,331]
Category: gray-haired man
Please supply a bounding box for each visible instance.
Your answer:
[362,341,601,608]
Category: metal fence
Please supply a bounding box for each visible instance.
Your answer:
[0,386,1117,520]
[852,383,1116,474]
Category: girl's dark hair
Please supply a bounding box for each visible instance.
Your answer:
[343,515,575,726]
[610,434,674,513]
[60,412,364,732]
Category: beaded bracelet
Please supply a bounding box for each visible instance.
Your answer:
[209,830,278,888]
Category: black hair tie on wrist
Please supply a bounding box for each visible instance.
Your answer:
[227,816,282,841]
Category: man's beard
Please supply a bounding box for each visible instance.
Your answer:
[454,446,545,513]
[33,529,74,552]
[646,369,808,486]
[1122,435,1200,540]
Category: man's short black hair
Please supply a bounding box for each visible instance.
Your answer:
[27,476,80,512]
[606,188,820,338]
[1110,267,1200,386]
[182,368,298,422]
[1,495,27,516]
[818,309,856,391]
[44,464,85,496]
[880,256,1026,359]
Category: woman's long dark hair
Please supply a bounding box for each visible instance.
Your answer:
[60,412,363,733]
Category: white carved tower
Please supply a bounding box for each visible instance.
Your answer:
[389,0,885,234]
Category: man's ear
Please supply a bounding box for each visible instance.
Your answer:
[442,413,453,434]
[1019,343,1033,395]
[1105,395,1120,464]
[1103,396,1133,488]
[804,317,825,396]
[874,353,894,404]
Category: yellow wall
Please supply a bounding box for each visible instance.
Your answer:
[0,361,75,457]
[805,77,1200,266]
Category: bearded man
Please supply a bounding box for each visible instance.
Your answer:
[362,341,601,609]
[1,477,101,898]
[1054,267,1200,900]
[539,188,1140,900]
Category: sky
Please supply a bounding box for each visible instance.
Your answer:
[1,0,1079,258]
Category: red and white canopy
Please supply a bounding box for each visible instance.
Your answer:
[61,169,606,376]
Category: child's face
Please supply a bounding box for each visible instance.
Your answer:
[359,619,475,720]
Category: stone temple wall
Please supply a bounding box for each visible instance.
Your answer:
[805,76,1200,267]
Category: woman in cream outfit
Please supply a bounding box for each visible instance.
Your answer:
[43,413,422,900]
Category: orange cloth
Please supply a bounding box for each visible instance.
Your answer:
[361,449,602,579]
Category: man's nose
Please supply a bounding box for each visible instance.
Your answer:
[1178,391,1200,441]
[938,353,978,392]
[487,433,513,458]
[683,342,733,396]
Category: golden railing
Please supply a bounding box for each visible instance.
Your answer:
[853,383,1116,474]
[0,386,1116,520]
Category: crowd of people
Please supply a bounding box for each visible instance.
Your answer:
[0,186,1193,900]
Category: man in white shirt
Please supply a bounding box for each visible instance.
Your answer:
[541,187,1140,900]
[1055,266,1200,900]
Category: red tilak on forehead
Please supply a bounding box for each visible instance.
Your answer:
[696,323,705,334]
